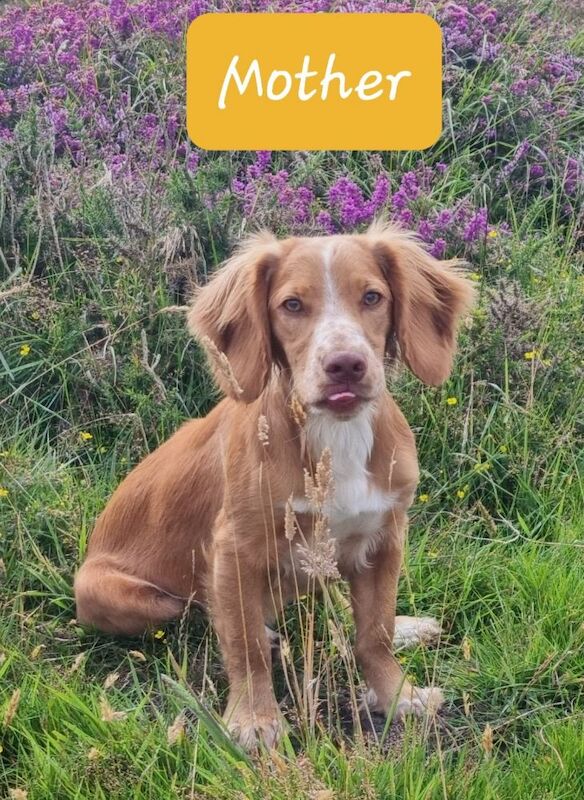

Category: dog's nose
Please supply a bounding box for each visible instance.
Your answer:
[324,351,367,383]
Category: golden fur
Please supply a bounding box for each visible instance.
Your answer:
[75,223,474,748]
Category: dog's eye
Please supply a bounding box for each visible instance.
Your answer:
[362,291,382,306]
[283,298,303,313]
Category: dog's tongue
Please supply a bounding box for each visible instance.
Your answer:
[326,391,357,410]
[329,391,355,402]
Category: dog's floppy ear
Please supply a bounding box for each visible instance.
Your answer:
[188,232,280,402]
[369,223,475,386]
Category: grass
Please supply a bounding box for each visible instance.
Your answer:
[1,1,583,796]
[1,214,582,798]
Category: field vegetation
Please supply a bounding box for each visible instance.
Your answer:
[1,1,583,797]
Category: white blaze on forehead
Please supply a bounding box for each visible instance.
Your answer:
[322,240,337,307]
[311,240,369,355]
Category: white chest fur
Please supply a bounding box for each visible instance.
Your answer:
[292,407,396,569]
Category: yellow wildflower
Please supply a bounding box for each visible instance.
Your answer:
[446,397,458,406]
[487,230,498,239]
[473,462,492,473]
[456,489,466,499]
[19,344,31,357]
[30,311,40,321]
[523,349,540,361]
[79,431,93,442]
[418,493,430,503]
[0,487,9,498]
[469,272,481,282]
[499,445,508,454]
[153,629,165,640]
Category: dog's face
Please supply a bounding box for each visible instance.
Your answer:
[189,224,474,416]
[268,238,390,417]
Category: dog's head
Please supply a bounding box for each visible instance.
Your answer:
[189,223,475,417]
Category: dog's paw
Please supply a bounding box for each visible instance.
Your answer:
[393,616,443,650]
[226,708,285,751]
[394,686,444,720]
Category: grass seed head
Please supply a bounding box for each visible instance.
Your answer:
[289,391,307,427]
[9,789,28,800]
[304,448,334,510]
[257,414,270,446]
[481,723,494,758]
[69,652,86,674]
[3,688,21,727]
[128,650,146,662]
[328,619,349,659]
[167,711,187,745]
[103,671,120,690]
[99,696,127,723]
[30,644,44,660]
[296,533,340,581]
[200,335,244,397]
[284,495,297,541]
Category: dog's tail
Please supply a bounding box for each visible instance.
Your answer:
[74,558,185,636]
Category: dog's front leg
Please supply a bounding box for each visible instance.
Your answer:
[349,511,444,720]
[212,519,283,750]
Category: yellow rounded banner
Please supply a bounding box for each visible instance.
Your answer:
[187,13,442,151]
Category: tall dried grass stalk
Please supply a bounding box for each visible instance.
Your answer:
[200,335,243,397]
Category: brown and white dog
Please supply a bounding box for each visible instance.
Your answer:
[75,222,474,749]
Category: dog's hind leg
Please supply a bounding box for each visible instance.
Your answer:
[74,558,185,636]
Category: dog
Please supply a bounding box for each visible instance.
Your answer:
[74,221,474,749]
